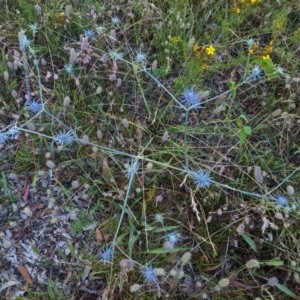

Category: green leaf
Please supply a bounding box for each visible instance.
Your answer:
[239,128,247,146]
[243,126,252,135]
[241,233,257,252]
[145,247,189,254]
[153,226,179,233]
[275,283,298,299]
[229,81,237,100]
[264,260,284,266]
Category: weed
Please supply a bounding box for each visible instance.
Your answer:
[0,1,300,299]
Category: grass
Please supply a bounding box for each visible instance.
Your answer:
[0,0,300,299]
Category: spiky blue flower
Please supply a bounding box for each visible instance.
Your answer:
[276,65,284,75]
[245,65,262,83]
[83,28,94,39]
[154,213,164,223]
[20,35,31,51]
[124,160,139,179]
[135,51,147,65]
[141,265,157,284]
[55,130,77,145]
[251,65,262,80]
[111,16,121,26]
[273,194,288,207]
[6,126,20,140]
[26,99,43,113]
[64,64,74,74]
[190,170,212,189]
[180,87,200,108]
[109,50,123,60]
[0,133,7,144]
[165,231,180,247]
[246,38,255,49]
[96,25,105,34]
[98,246,114,264]
[29,23,39,35]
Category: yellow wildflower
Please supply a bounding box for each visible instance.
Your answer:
[262,55,271,60]
[233,6,241,13]
[193,43,200,52]
[206,45,216,56]
[170,36,181,45]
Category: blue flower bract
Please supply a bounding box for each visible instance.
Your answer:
[55,130,76,145]
[165,231,180,247]
[180,87,200,108]
[142,265,157,284]
[83,29,94,39]
[26,100,42,114]
[274,194,288,207]
[98,246,114,264]
[0,133,7,144]
[64,64,74,74]
[190,170,212,189]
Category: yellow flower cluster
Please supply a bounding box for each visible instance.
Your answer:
[169,36,182,45]
[248,41,273,60]
[232,0,262,13]
[192,43,216,69]
[193,44,216,57]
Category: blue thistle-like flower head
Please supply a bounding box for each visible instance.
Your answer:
[273,194,288,207]
[135,51,147,65]
[142,265,157,284]
[0,133,7,144]
[276,65,284,75]
[26,99,43,114]
[123,160,139,179]
[20,35,31,51]
[6,126,20,140]
[154,213,164,223]
[111,16,121,26]
[190,170,212,189]
[29,23,39,35]
[251,65,262,80]
[244,65,263,83]
[83,28,94,39]
[96,25,105,34]
[165,231,180,247]
[55,130,77,145]
[64,64,74,74]
[98,246,114,264]
[109,50,123,60]
[180,87,201,108]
